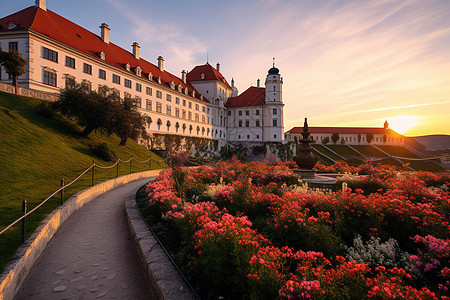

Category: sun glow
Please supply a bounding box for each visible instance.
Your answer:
[386,115,420,135]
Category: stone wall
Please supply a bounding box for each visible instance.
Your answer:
[0,82,58,102]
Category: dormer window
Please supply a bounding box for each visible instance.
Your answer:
[177,84,182,92]
[148,72,153,80]
[157,77,161,84]
[98,51,106,60]
[192,90,196,97]
[170,81,175,90]
[184,87,188,95]
[200,95,203,100]
[124,63,130,71]
[8,22,17,30]
[201,73,205,79]
[136,66,142,76]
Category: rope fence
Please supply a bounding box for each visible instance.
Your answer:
[0,156,165,242]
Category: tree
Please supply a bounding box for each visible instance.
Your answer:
[366,133,374,144]
[331,133,340,144]
[54,79,115,136]
[108,97,147,146]
[322,137,330,145]
[0,50,27,94]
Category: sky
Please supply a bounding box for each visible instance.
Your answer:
[3,0,450,136]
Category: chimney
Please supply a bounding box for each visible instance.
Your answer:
[157,56,164,71]
[35,0,47,11]
[257,79,260,88]
[100,23,110,44]
[132,42,140,59]
[181,70,187,83]
[216,62,220,72]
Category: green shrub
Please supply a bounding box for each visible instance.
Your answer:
[90,143,117,162]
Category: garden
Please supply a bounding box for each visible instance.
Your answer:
[138,154,450,299]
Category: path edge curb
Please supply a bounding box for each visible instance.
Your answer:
[125,185,197,300]
[0,169,162,300]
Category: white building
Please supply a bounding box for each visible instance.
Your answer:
[285,121,405,146]
[0,1,285,150]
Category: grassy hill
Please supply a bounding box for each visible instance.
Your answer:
[0,91,164,271]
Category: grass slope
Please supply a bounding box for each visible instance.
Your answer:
[0,91,164,271]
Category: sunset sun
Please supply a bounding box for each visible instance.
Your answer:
[386,115,420,135]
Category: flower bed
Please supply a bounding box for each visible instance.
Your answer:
[140,158,450,299]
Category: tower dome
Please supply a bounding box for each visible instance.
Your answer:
[268,66,279,75]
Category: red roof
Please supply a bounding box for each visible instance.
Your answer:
[186,63,231,89]
[0,6,209,103]
[287,127,401,135]
[226,86,265,107]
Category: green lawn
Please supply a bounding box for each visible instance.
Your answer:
[326,145,364,160]
[311,148,334,165]
[352,145,386,158]
[377,145,444,172]
[0,91,165,271]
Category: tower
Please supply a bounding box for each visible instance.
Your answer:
[265,59,282,104]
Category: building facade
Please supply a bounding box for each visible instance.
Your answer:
[0,1,285,150]
[285,121,405,146]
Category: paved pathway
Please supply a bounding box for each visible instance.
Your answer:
[14,178,155,300]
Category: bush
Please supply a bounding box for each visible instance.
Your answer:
[90,143,117,162]
[37,102,55,119]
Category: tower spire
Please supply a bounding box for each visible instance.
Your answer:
[273,57,275,67]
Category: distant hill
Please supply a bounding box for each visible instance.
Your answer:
[412,135,450,150]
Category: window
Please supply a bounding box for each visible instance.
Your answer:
[43,47,58,62]
[202,115,205,123]
[246,110,249,116]
[146,87,152,95]
[256,120,260,127]
[43,70,57,87]
[247,135,250,139]
[166,105,171,115]
[202,106,206,112]
[188,112,192,120]
[99,69,106,79]
[156,90,162,98]
[156,102,162,113]
[183,99,186,106]
[175,108,180,117]
[9,42,18,51]
[239,120,242,127]
[239,110,242,116]
[134,97,142,108]
[195,104,199,111]
[166,94,171,102]
[245,120,249,127]
[175,97,180,104]
[228,111,231,116]
[135,83,142,92]
[82,81,91,91]
[256,110,260,116]
[256,135,260,139]
[273,119,277,126]
[182,110,186,119]
[112,74,120,84]
[146,100,152,111]
[188,102,192,109]
[124,79,132,88]
[195,113,199,122]
[273,108,277,115]
[65,56,75,68]
[81,63,91,75]
[274,134,277,138]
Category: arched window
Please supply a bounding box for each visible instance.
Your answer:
[175,122,180,132]
[157,118,162,130]
[182,123,186,133]
[189,125,193,133]
[167,120,171,131]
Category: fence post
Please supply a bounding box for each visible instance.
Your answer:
[92,160,95,186]
[130,156,133,174]
[22,200,27,243]
[60,178,64,205]
[116,159,120,178]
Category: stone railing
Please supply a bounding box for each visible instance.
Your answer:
[0,82,58,102]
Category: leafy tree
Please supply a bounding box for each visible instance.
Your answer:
[108,97,147,146]
[54,79,114,136]
[54,81,147,146]
[0,50,27,94]
[366,133,374,144]
[322,137,330,145]
[331,133,340,144]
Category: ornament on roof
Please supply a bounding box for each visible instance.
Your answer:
[177,84,182,92]
[170,81,175,90]
[157,77,161,84]
[148,72,153,80]
[124,63,130,71]
[184,87,189,95]
[98,51,106,60]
